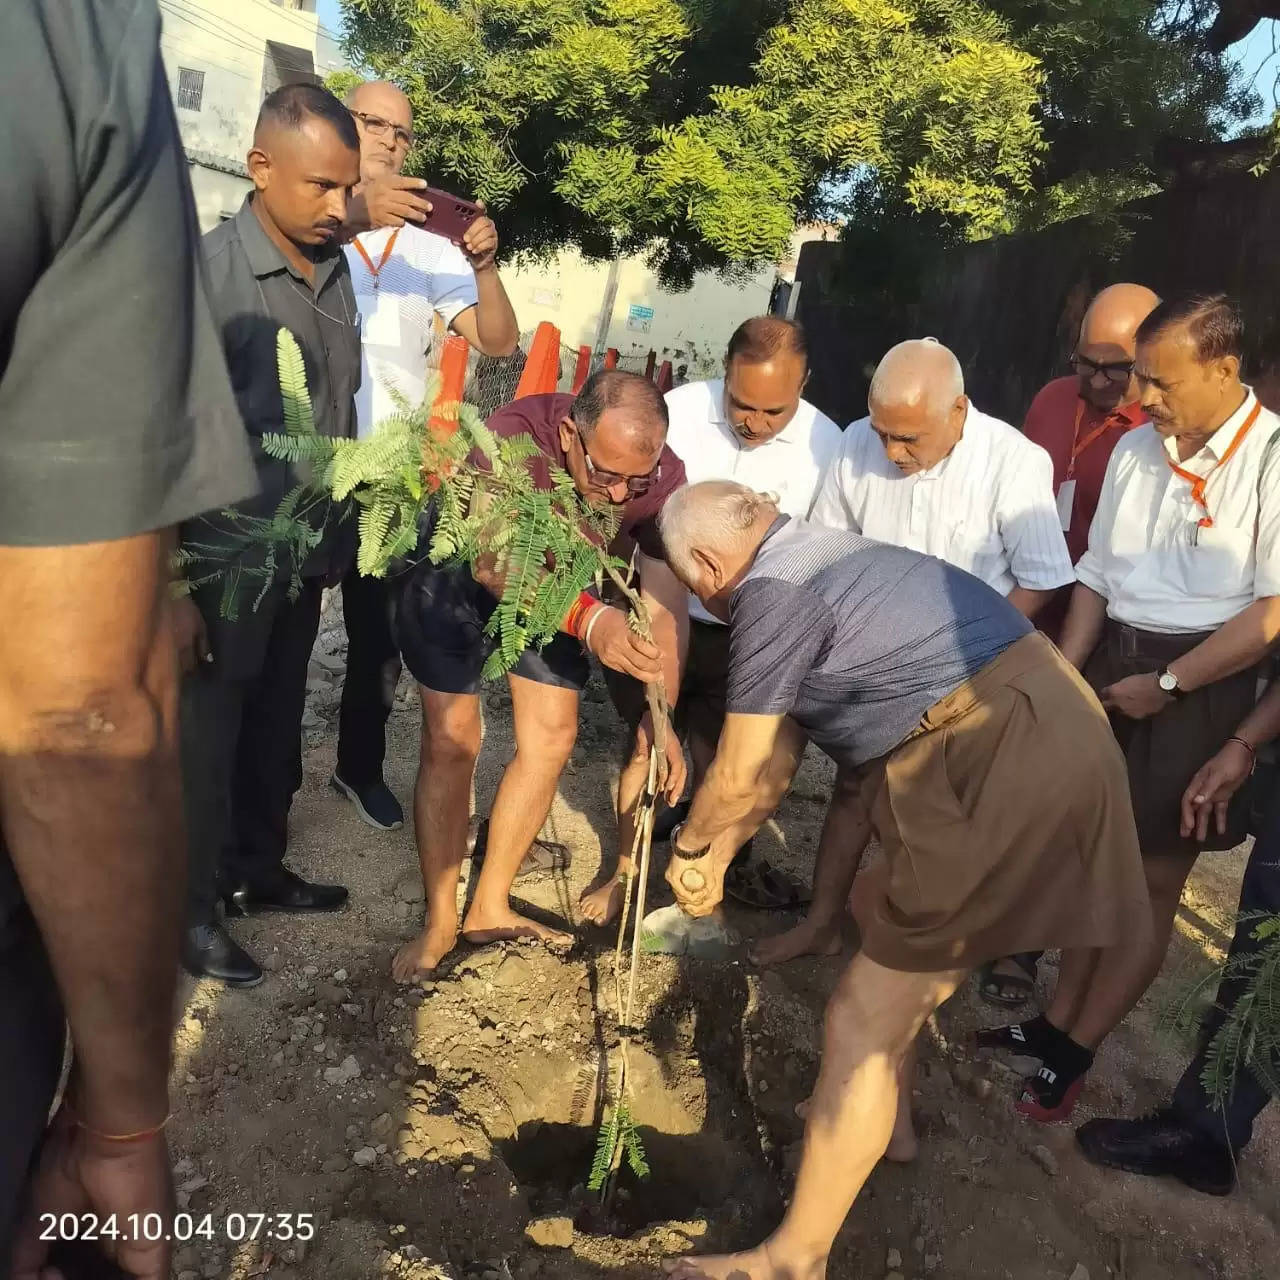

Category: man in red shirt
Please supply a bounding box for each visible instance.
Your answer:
[390,371,689,980]
[979,284,1159,1008]
[1024,283,1160,608]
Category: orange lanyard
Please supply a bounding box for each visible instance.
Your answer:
[1166,401,1262,529]
[1066,399,1123,480]
[352,228,401,289]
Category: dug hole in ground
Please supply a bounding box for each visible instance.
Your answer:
[170,593,1279,1280]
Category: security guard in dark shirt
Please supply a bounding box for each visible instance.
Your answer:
[174,84,363,988]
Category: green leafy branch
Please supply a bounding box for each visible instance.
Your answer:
[1172,910,1280,1111]
[182,329,626,679]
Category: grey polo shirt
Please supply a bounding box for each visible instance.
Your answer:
[0,0,258,939]
[727,518,1031,769]
[184,194,362,583]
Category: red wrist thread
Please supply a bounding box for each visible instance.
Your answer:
[562,591,599,639]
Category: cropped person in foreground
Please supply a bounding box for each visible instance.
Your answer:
[0,0,255,1270]
[655,481,1148,1280]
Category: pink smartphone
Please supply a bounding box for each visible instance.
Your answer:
[420,186,482,244]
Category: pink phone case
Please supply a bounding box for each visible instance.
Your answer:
[421,187,482,244]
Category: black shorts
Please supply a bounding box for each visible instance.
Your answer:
[604,618,731,737]
[393,558,589,695]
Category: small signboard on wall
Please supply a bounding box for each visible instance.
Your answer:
[531,286,561,310]
[626,303,655,333]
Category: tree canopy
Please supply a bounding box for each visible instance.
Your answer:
[340,1,1257,283]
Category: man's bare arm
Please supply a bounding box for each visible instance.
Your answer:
[668,713,807,916]
[1007,586,1055,620]
[1058,583,1109,669]
[451,274,519,358]
[1168,595,1280,692]
[0,533,182,1133]
[638,553,689,699]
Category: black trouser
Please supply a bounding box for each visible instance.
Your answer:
[336,567,401,787]
[181,578,324,927]
[0,913,64,1269]
[1172,788,1279,1151]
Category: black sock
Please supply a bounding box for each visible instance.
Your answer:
[1020,1035,1094,1111]
[975,1013,1063,1058]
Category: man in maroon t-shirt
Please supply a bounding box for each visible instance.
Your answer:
[392,370,689,979]
[1023,283,1160,638]
[978,284,1159,1009]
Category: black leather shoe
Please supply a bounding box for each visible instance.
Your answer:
[182,923,263,988]
[222,867,349,917]
[1076,1109,1237,1196]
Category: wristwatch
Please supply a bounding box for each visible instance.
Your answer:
[1157,667,1184,697]
[669,822,710,859]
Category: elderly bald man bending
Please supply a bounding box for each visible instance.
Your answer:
[657,482,1147,1280]
[755,340,1075,969]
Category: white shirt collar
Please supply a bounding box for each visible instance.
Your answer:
[711,378,807,446]
[1160,387,1257,465]
[911,402,975,481]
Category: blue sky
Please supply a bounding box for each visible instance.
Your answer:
[316,0,344,39]
[1239,20,1280,125]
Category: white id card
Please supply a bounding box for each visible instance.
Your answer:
[1055,479,1077,532]
[360,291,401,347]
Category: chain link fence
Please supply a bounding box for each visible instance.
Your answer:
[422,328,684,419]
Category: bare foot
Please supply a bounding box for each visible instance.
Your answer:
[461,904,573,950]
[793,1097,916,1164]
[750,917,842,967]
[663,1243,825,1279]
[391,920,458,983]
[579,874,626,927]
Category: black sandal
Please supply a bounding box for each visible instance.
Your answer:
[723,858,809,911]
[977,952,1040,1008]
[467,816,570,881]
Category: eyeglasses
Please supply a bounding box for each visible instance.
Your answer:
[350,109,415,151]
[1073,352,1135,384]
[573,422,660,498]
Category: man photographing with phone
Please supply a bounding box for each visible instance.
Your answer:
[329,80,519,833]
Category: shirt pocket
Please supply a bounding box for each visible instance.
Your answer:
[1182,524,1254,598]
[939,518,1003,575]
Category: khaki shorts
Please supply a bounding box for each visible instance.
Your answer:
[857,633,1150,974]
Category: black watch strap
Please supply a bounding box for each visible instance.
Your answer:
[670,822,710,859]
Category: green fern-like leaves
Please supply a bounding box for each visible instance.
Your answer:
[184,326,625,683]
[587,1099,650,1194]
[587,1102,623,1193]
[277,328,315,435]
[1196,912,1280,1109]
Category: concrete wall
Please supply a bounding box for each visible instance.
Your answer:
[501,249,777,373]
[794,167,1280,429]
[160,0,345,230]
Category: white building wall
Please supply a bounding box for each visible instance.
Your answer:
[158,0,345,228]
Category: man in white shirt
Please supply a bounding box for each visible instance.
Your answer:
[582,316,841,925]
[980,294,1280,1127]
[329,80,518,832]
[757,340,1075,969]
[811,338,1074,613]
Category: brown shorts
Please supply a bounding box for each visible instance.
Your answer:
[856,632,1150,974]
[1085,620,1258,856]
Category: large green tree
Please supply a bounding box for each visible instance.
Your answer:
[340,1,1255,283]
